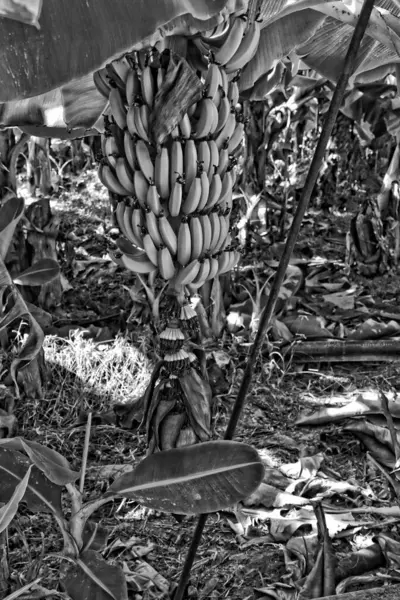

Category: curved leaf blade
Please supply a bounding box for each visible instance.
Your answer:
[0,0,235,103]
[0,437,80,486]
[0,196,25,260]
[107,440,265,514]
[13,258,60,287]
[0,448,63,514]
[0,464,32,533]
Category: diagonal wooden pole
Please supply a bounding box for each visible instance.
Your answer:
[173,1,377,598]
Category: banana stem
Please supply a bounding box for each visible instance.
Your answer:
[174,1,376,598]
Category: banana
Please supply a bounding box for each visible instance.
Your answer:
[109,86,127,131]
[117,235,146,257]
[122,252,157,274]
[230,166,237,187]
[204,63,222,104]
[205,173,222,210]
[219,170,233,210]
[109,249,124,268]
[170,125,180,139]
[98,162,130,196]
[218,250,240,275]
[155,146,170,200]
[192,36,210,58]
[134,170,149,207]
[94,69,111,98]
[192,98,218,139]
[191,258,211,288]
[209,211,221,252]
[170,140,183,188]
[157,67,166,89]
[140,104,150,136]
[213,214,229,253]
[175,259,201,287]
[177,217,192,266]
[123,204,143,248]
[134,103,150,142]
[201,19,230,43]
[207,256,220,281]
[106,62,126,91]
[199,214,212,253]
[169,178,183,217]
[216,251,230,275]
[115,201,130,238]
[213,15,247,66]
[127,104,139,137]
[109,120,125,157]
[124,130,137,171]
[207,139,219,181]
[217,144,229,177]
[141,65,156,108]
[189,216,203,261]
[116,157,135,194]
[184,139,197,193]
[145,208,162,248]
[158,245,176,280]
[219,67,229,97]
[112,58,130,85]
[179,113,191,139]
[181,172,201,214]
[126,67,141,106]
[197,140,210,174]
[223,186,233,212]
[209,100,219,134]
[131,206,144,246]
[158,212,178,256]
[215,94,231,134]
[225,19,261,74]
[228,78,240,106]
[187,101,197,119]
[215,110,236,150]
[104,135,118,169]
[197,169,210,212]
[147,182,162,216]
[136,139,154,182]
[228,121,244,153]
[143,232,159,266]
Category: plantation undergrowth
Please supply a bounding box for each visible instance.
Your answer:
[9,166,400,599]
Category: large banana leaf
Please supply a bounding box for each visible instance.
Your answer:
[242,0,400,99]
[2,0,400,133]
[106,440,265,514]
[0,0,246,136]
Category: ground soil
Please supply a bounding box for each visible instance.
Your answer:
[6,163,400,600]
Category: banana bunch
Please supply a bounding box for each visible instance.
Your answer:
[101,45,246,292]
[198,12,261,73]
